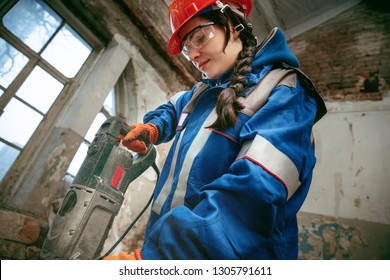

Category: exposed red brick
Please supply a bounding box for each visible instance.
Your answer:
[289,2,390,102]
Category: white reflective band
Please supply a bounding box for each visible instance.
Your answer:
[170,110,217,210]
[152,129,186,214]
[178,112,189,127]
[169,90,187,110]
[152,109,217,214]
[238,68,296,117]
[236,135,300,201]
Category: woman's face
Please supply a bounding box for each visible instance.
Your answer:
[179,16,243,79]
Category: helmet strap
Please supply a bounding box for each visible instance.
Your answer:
[215,1,257,46]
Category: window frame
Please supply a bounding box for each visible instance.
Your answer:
[0,0,104,182]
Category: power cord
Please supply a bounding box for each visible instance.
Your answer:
[97,162,160,260]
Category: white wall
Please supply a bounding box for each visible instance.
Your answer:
[302,97,390,225]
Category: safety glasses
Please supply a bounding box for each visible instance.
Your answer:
[181,22,216,60]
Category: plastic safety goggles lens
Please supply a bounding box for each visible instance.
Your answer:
[181,24,215,60]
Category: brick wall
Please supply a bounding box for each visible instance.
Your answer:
[288,1,390,101]
[0,209,47,259]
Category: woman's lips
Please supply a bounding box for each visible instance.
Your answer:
[198,60,209,70]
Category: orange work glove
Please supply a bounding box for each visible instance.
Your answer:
[122,123,158,154]
[103,249,142,260]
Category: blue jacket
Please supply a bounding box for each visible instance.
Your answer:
[141,28,325,259]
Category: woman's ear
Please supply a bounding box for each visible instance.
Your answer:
[232,30,241,41]
[229,23,241,41]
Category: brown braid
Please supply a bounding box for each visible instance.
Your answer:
[199,9,257,130]
[208,28,257,129]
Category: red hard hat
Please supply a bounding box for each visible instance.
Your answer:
[168,0,252,55]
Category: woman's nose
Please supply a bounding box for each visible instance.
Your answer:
[188,47,201,61]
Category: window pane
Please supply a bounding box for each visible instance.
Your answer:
[104,88,116,116]
[0,98,43,148]
[68,113,107,176]
[3,0,62,53]
[0,142,20,181]
[67,141,88,177]
[67,113,107,176]
[41,24,92,78]
[16,66,63,113]
[0,37,29,88]
[85,112,107,143]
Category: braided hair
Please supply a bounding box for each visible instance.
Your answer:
[202,9,257,129]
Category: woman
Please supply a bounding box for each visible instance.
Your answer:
[106,0,326,260]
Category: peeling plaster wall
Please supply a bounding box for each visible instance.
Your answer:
[298,98,390,259]
[298,212,390,259]
[0,0,176,258]
[287,0,390,259]
[304,99,390,224]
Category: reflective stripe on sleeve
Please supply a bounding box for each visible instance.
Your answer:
[169,91,187,110]
[236,135,300,201]
[170,110,217,210]
[152,129,185,214]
